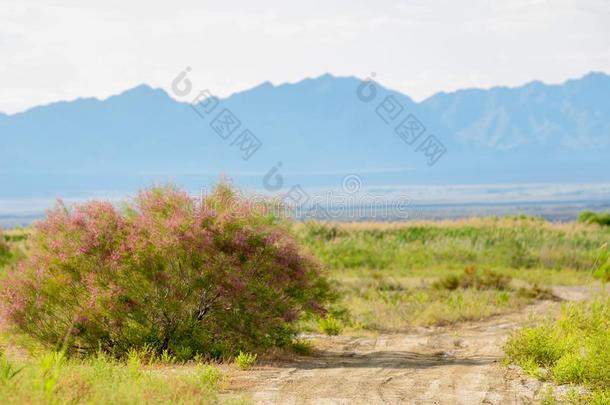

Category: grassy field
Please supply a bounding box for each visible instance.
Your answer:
[1,216,608,403]
[296,217,607,332]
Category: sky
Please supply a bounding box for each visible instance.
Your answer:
[1,0,609,114]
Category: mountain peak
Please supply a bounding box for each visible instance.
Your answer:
[116,84,169,99]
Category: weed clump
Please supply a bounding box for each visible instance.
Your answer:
[318,314,342,336]
[290,340,314,356]
[516,284,556,300]
[505,297,610,399]
[433,267,511,291]
[234,352,257,370]
[0,184,332,359]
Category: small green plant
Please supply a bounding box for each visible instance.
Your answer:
[126,350,143,379]
[318,314,342,336]
[291,340,314,356]
[192,353,205,364]
[234,351,257,370]
[39,351,65,402]
[195,364,224,388]
[160,349,176,365]
[0,352,22,385]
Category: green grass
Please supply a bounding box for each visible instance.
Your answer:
[0,348,229,404]
[297,218,608,282]
[505,296,610,403]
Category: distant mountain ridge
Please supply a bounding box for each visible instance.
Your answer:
[0,72,609,198]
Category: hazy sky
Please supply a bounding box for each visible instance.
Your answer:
[1,0,609,114]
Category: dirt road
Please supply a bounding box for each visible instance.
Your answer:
[226,287,590,405]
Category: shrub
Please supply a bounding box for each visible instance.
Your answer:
[0,184,332,359]
[433,267,511,291]
[578,211,610,227]
[504,326,567,368]
[234,351,257,370]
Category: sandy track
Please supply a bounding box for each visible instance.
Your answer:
[226,287,590,405]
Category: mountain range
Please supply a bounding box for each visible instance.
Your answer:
[1,72,609,199]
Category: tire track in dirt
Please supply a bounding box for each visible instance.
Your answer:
[226,286,590,405]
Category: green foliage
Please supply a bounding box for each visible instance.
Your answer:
[318,314,342,336]
[578,211,610,227]
[0,184,332,359]
[234,351,257,370]
[505,297,610,399]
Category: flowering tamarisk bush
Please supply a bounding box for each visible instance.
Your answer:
[0,184,332,358]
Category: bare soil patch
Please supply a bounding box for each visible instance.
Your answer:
[224,286,590,404]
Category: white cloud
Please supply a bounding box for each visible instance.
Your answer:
[0,0,608,113]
